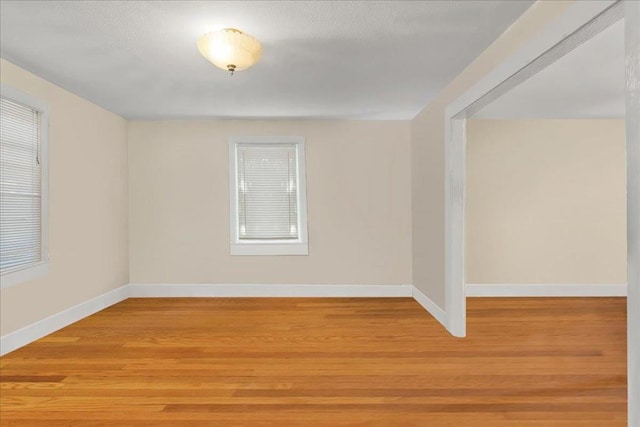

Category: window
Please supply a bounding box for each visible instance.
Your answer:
[0,85,49,288]
[229,136,308,255]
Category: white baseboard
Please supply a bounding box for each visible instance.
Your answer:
[466,283,627,297]
[412,286,447,328]
[0,285,129,356]
[0,283,411,356]
[4,282,623,357]
[128,283,413,298]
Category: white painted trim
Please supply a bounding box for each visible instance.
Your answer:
[0,283,411,356]
[0,262,48,289]
[228,136,309,256]
[446,1,621,119]
[0,83,50,288]
[444,1,623,340]
[230,242,309,256]
[466,283,627,297]
[441,3,634,424]
[0,83,49,113]
[2,282,627,358]
[128,283,413,298]
[625,1,640,425]
[445,118,467,337]
[412,287,447,328]
[0,285,129,356]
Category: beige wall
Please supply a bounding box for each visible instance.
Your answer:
[128,120,412,285]
[0,59,129,335]
[466,119,626,284]
[0,0,587,335]
[410,1,573,308]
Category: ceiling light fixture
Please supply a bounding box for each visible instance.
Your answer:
[197,28,262,76]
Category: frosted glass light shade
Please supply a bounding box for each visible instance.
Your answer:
[197,28,262,74]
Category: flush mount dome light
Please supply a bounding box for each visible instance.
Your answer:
[197,28,262,75]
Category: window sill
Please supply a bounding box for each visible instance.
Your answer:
[1,262,49,289]
[231,243,308,256]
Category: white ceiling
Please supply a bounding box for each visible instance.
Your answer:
[475,19,625,119]
[0,1,532,120]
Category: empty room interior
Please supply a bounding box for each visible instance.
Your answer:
[0,1,638,426]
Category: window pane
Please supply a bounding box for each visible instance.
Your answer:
[0,97,42,274]
[236,144,299,240]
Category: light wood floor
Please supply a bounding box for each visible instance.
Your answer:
[0,297,626,426]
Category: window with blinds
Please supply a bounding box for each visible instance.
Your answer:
[0,91,48,283]
[229,137,308,255]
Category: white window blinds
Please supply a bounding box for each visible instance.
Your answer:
[0,97,42,274]
[236,144,299,240]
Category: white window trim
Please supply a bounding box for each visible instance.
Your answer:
[0,84,50,289]
[229,136,308,256]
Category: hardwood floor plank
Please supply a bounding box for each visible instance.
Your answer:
[0,297,627,425]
